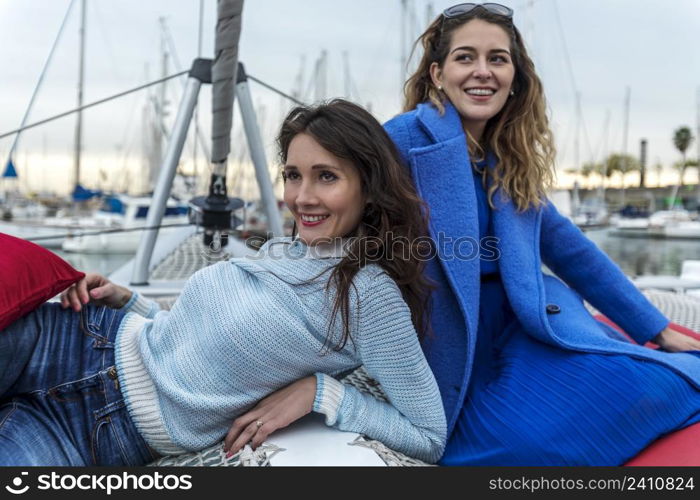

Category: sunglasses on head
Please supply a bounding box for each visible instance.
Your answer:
[442,3,514,19]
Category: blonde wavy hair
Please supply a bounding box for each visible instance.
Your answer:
[403,9,556,211]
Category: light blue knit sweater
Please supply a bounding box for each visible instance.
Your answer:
[114,238,446,463]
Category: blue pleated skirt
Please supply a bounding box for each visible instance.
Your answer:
[440,279,700,466]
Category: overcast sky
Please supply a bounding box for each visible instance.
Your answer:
[0,0,698,195]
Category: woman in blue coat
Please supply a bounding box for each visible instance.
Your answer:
[383,3,700,465]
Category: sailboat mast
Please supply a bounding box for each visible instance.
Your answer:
[400,0,407,104]
[599,109,610,196]
[622,87,630,156]
[572,91,581,216]
[74,0,86,191]
[194,0,205,190]
[343,51,351,99]
[314,50,327,102]
[621,86,630,202]
[425,2,434,25]
[574,92,581,173]
[153,17,169,189]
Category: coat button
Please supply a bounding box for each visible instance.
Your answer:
[546,304,561,314]
[107,366,118,379]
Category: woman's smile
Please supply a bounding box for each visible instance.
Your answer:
[299,213,330,226]
[464,86,497,101]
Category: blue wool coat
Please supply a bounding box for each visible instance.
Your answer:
[384,102,700,436]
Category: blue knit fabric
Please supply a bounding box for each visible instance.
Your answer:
[114,237,446,463]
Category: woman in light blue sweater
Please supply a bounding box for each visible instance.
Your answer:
[0,100,446,465]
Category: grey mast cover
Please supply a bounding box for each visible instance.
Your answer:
[211,0,244,164]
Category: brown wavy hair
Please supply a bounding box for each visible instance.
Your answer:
[278,99,433,351]
[403,8,556,211]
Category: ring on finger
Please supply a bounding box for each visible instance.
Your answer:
[255,419,263,429]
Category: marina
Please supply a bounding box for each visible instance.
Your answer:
[15,225,700,281]
[1,0,700,467]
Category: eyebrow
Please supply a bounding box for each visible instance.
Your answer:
[450,46,511,55]
[284,164,343,171]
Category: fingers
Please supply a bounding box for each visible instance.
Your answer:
[77,278,90,305]
[682,337,700,352]
[60,286,71,309]
[668,327,700,351]
[659,330,700,353]
[69,285,83,311]
[250,421,274,449]
[224,414,280,457]
[90,285,109,300]
[227,419,263,457]
[224,413,259,454]
[60,274,98,312]
[60,283,85,312]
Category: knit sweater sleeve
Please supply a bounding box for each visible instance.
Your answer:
[312,273,447,463]
[121,291,161,319]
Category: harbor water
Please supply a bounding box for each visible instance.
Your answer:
[52,249,134,278]
[585,228,700,277]
[44,228,700,279]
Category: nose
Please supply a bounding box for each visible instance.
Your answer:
[473,58,492,80]
[295,180,319,207]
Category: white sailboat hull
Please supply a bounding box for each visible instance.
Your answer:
[0,220,67,248]
[62,221,188,254]
[663,221,700,239]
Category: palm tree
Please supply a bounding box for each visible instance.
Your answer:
[604,153,639,208]
[670,126,695,207]
[673,126,694,188]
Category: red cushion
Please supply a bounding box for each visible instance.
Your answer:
[594,314,700,466]
[0,232,84,330]
[626,422,700,466]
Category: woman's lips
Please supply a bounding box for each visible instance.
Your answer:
[465,89,496,102]
[299,214,330,227]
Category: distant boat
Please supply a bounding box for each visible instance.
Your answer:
[0,219,68,249]
[662,220,700,239]
[572,198,609,229]
[634,260,700,297]
[61,194,188,253]
[610,209,700,239]
[550,189,609,229]
[0,183,104,248]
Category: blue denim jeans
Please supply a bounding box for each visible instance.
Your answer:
[0,303,159,466]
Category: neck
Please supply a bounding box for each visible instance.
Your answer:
[462,120,485,143]
[294,236,349,258]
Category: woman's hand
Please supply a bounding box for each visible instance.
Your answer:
[60,272,133,312]
[653,326,700,353]
[223,376,317,457]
